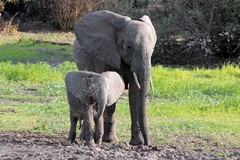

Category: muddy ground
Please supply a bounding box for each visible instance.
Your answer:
[0,131,239,159]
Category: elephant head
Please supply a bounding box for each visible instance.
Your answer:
[74,10,157,145]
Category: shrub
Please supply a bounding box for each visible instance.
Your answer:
[42,0,94,30]
[0,13,18,34]
[149,0,240,35]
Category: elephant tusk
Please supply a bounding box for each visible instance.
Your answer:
[133,72,141,89]
[150,79,154,96]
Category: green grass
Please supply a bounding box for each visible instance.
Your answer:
[0,61,77,133]
[0,32,74,63]
[148,65,240,146]
[0,34,240,149]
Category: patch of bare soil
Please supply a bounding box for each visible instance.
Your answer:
[0,131,239,159]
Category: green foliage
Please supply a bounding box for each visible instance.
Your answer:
[0,61,76,82]
[110,1,147,18]
[148,0,240,35]
[42,0,93,30]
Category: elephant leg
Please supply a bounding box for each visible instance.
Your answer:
[79,119,86,141]
[102,104,119,143]
[67,93,79,143]
[84,105,94,145]
[68,113,78,143]
[94,115,104,144]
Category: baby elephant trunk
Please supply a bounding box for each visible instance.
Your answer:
[94,82,109,120]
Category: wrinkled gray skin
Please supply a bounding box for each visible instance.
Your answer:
[65,71,125,145]
[74,10,157,145]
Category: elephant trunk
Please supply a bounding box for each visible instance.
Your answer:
[94,86,107,120]
[137,69,150,145]
[130,54,151,145]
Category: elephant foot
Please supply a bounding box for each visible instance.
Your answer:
[94,134,103,145]
[94,138,102,145]
[102,133,119,143]
[79,130,86,141]
[85,139,95,146]
[68,132,76,143]
[129,134,144,145]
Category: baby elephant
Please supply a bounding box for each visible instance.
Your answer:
[65,71,125,145]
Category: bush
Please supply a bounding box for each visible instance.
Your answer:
[149,0,240,35]
[0,17,18,34]
[111,1,147,18]
[0,9,18,34]
[0,0,30,34]
[41,0,93,30]
[148,0,240,66]
[0,0,152,30]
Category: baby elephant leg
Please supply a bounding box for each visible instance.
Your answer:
[79,119,86,140]
[83,105,95,145]
[67,92,80,143]
[94,115,104,144]
[68,113,78,143]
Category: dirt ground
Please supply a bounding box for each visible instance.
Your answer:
[0,131,239,159]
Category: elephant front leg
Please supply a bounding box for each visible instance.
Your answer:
[102,104,119,143]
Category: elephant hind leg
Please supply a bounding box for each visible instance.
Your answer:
[83,104,95,145]
[94,115,104,144]
[68,115,78,143]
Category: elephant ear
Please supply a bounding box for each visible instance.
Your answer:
[65,71,86,100]
[74,10,131,69]
[139,15,157,43]
[102,72,125,106]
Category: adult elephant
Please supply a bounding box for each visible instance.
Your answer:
[73,10,157,145]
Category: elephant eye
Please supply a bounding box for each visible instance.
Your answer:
[127,45,132,50]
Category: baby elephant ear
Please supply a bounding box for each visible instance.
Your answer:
[102,72,125,106]
[74,10,131,69]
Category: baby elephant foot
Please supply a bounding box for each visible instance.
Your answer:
[68,132,76,143]
[129,134,144,145]
[79,130,86,141]
[85,139,95,146]
[102,133,119,144]
[94,137,102,145]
